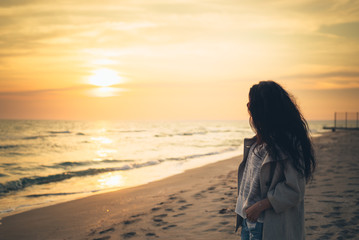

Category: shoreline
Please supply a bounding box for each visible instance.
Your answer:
[1,130,358,239]
[0,148,243,220]
[0,152,242,239]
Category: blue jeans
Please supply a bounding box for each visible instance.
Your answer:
[241,219,263,240]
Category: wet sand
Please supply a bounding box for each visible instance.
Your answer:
[0,131,358,239]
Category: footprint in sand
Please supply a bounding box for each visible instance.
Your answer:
[193,193,205,199]
[153,214,168,226]
[151,207,161,211]
[153,219,163,223]
[99,228,115,235]
[224,191,233,196]
[212,197,225,202]
[162,224,177,230]
[331,219,346,227]
[219,221,229,225]
[130,213,146,218]
[218,208,230,214]
[320,232,335,239]
[178,204,193,210]
[93,236,111,240]
[219,228,233,233]
[168,195,177,200]
[145,232,158,237]
[320,224,332,229]
[173,213,185,217]
[308,226,318,230]
[322,191,335,194]
[123,219,141,225]
[307,211,322,215]
[122,232,136,238]
[204,228,217,232]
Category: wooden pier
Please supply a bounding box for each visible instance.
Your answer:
[323,112,359,131]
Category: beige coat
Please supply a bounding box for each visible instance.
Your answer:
[235,137,306,240]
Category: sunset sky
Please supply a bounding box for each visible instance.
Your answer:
[0,0,358,120]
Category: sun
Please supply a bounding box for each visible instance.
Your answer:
[86,68,126,97]
[88,68,122,87]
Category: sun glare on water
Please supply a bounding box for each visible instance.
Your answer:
[98,173,124,188]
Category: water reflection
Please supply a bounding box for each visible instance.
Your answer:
[95,149,116,158]
[91,136,112,144]
[98,173,123,188]
[90,136,116,160]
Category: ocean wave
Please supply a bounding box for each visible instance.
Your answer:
[0,148,238,195]
[0,166,132,195]
[47,131,71,134]
[4,152,26,157]
[132,160,160,168]
[23,132,85,139]
[163,147,237,161]
[0,163,16,167]
[0,144,22,149]
[25,191,96,198]
[23,136,42,140]
[22,134,56,140]
[208,130,231,133]
[45,159,134,169]
[154,131,208,137]
[107,129,146,133]
[154,129,241,138]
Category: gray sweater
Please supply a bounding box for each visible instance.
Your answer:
[235,142,266,223]
[236,137,306,240]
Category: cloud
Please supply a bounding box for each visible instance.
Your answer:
[0,0,38,7]
[319,21,359,38]
[1,0,359,87]
[279,70,359,89]
[0,85,90,97]
[284,71,359,79]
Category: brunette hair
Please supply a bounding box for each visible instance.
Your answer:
[248,80,315,181]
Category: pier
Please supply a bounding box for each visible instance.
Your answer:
[323,112,359,131]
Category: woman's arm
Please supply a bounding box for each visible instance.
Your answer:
[245,198,272,222]
[266,159,305,214]
[245,159,305,221]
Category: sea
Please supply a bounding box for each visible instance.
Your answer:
[0,119,331,219]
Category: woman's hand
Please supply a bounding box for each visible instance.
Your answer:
[245,198,272,222]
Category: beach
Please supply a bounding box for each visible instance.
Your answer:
[0,130,358,239]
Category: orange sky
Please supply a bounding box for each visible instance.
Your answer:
[0,0,358,120]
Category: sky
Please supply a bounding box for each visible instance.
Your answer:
[0,0,358,121]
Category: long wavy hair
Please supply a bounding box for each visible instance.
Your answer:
[248,80,316,182]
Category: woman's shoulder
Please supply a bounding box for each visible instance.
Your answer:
[262,143,294,164]
[253,143,268,159]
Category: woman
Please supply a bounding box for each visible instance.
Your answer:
[235,81,316,240]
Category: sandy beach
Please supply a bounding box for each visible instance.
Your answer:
[0,130,358,240]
